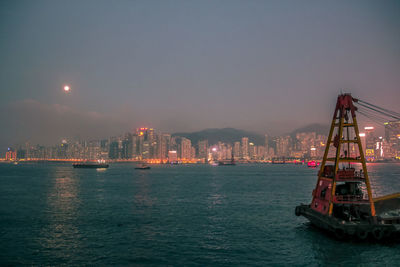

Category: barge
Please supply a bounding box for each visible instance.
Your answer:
[73,160,109,169]
[295,94,400,240]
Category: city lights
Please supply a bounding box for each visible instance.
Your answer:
[4,121,400,163]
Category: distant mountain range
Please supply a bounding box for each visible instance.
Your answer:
[289,123,329,137]
[173,124,328,146]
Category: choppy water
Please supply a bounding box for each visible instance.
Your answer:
[1,163,400,266]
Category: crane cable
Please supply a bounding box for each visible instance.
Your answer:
[357,99,400,118]
[353,98,400,131]
[357,106,390,123]
[355,99,400,121]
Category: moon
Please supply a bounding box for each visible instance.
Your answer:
[64,85,70,92]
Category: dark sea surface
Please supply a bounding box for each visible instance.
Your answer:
[1,163,400,266]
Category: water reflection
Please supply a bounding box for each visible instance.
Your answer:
[207,181,225,209]
[130,169,160,248]
[39,166,82,262]
[296,223,397,265]
[203,171,228,252]
[367,163,400,198]
[133,172,156,208]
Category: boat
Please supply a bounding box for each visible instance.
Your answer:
[218,151,236,166]
[73,163,109,168]
[295,94,400,241]
[272,158,285,164]
[307,160,320,168]
[218,161,236,166]
[135,163,150,169]
[73,160,109,169]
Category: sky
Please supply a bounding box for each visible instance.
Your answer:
[0,0,399,152]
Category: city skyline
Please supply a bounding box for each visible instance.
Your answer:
[4,121,399,162]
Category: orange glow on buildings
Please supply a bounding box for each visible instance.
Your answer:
[5,148,17,161]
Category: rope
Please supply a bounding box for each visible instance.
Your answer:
[357,102,400,121]
[358,99,400,118]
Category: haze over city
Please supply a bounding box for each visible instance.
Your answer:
[3,2,400,264]
[1,0,399,153]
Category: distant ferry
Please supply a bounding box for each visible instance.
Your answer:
[134,163,151,169]
[218,159,236,166]
[307,160,320,168]
[73,160,109,169]
[218,152,236,166]
[271,159,285,164]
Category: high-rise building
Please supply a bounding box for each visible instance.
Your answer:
[385,121,400,158]
[241,137,249,159]
[249,142,256,159]
[136,134,144,156]
[359,133,366,156]
[57,140,68,159]
[268,147,275,158]
[293,132,318,158]
[191,147,196,159]
[157,133,171,160]
[364,126,375,160]
[233,141,240,159]
[276,136,291,157]
[87,140,101,160]
[109,141,119,159]
[180,138,192,160]
[99,139,109,159]
[131,135,138,158]
[135,127,156,158]
[121,134,133,159]
[168,150,178,163]
[16,149,26,159]
[5,148,17,161]
[255,145,264,160]
[198,140,208,159]
[142,141,150,159]
[385,121,400,143]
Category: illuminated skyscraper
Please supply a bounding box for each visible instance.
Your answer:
[135,127,156,158]
[142,141,150,159]
[109,141,119,159]
[241,137,249,159]
[197,140,208,159]
[385,121,400,143]
[180,138,192,160]
[233,141,240,159]
[249,142,256,159]
[168,150,178,163]
[131,135,138,158]
[157,133,171,160]
[385,121,400,158]
[58,139,68,159]
[359,133,366,156]
[257,145,265,160]
[364,126,375,160]
[276,136,291,157]
[121,134,133,159]
[5,148,17,161]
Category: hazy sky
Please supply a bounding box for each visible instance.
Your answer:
[0,0,399,151]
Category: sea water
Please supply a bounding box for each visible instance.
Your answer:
[1,163,400,265]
